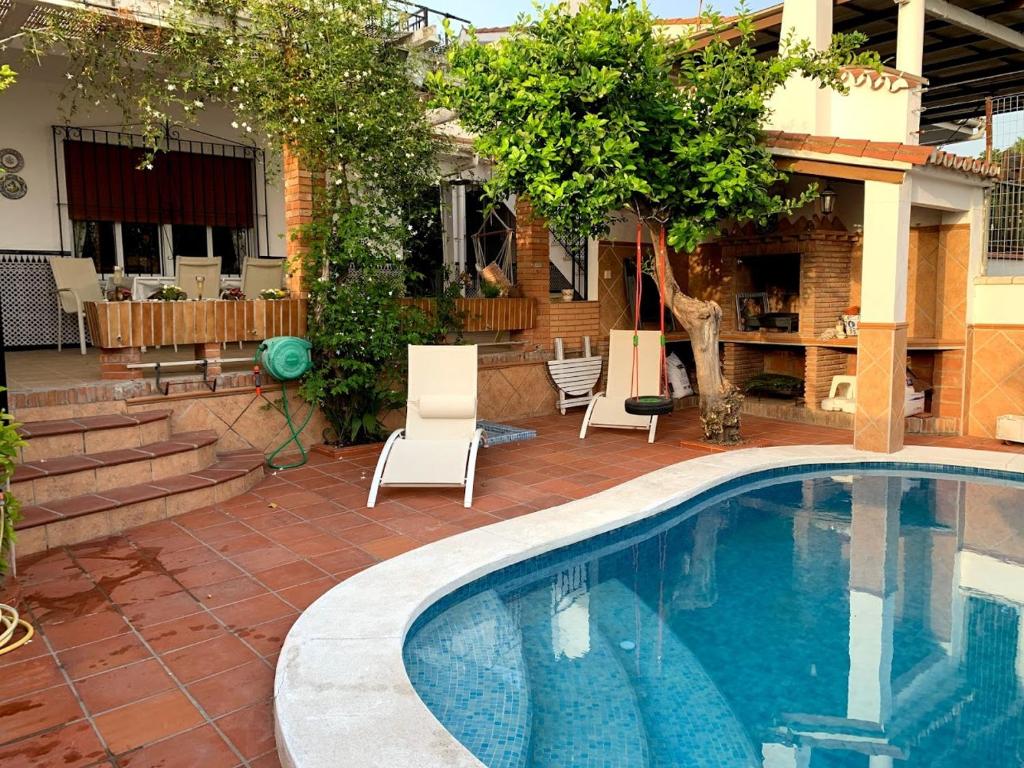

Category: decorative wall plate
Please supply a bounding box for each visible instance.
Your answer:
[0,148,24,173]
[0,174,27,200]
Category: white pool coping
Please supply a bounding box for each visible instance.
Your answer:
[273,444,1024,768]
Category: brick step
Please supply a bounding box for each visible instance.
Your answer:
[12,431,219,506]
[16,410,173,461]
[13,450,265,555]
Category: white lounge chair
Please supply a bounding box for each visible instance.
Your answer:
[580,329,663,443]
[49,256,104,354]
[368,345,484,509]
[240,257,285,299]
[177,256,221,300]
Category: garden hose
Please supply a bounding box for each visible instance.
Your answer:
[252,338,315,471]
[0,603,34,657]
[264,379,316,471]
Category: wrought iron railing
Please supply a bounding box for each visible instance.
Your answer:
[986,93,1024,264]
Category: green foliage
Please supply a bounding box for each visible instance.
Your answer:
[431,0,878,252]
[0,395,24,576]
[480,281,503,298]
[0,64,15,92]
[53,0,456,445]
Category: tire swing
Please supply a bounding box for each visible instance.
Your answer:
[624,223,674,417]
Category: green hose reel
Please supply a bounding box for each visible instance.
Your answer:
[255,336,314,471]
[257,336,312,381]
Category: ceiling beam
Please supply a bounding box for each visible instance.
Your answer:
[924,0,1024,53]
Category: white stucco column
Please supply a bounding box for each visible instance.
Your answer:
[847,476,901,724]
[855,180,913,453]
[762,743,812,768]
[896,0,926,76]
[768,0,834,134]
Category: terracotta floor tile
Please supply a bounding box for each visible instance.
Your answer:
[103,574,184,607]
[307,546,377,576]
[0,720,107,768]
[227,545,301,574]
[251,560,326,591]
[211,593,295,632]
[336,522,393,546]
[152,544,222,571]
[215,700,275,760]
[122,591,204,629]
[209,532,273,557]
[186,659,274,718]
[94,689,204,755]
[235,614,297,658]
[40,607,129,652]
[162,633,258,683]
[15,550,83,586]
[276,577,335,611]
[170,559,244,589]
[282,534,350,558]
[193,575,268,609]
[137,612,226,655]
[57,633,152,680]
[118,724,239,768]
[0,655,65,700]
[74,657,176,715]
[358,534,421,560]
[250,749,283,768]
[0,684,83,743]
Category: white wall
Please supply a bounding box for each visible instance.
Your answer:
[0,53,286,257]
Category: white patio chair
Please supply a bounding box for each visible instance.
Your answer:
[580,329,663,443]
[176,256,221,300]
[821,375,857,414]
[240,257,285,298]
[49,256,104,355]
[368,345,484,509]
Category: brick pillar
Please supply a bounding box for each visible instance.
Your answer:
[804,347,848,410]
[99,347,143,380]
[513,198,552,350]
[284,145,314,295]
[195,342,222,377]
[722,343,764,389]
[800,243,853,337]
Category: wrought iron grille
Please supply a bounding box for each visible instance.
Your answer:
[551,228,589,300]
[987,93,1024,263]
[51,124,272,272]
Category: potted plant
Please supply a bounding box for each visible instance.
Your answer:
[151,284,187,301]
[480,281,503,299]
[221,287,246,301]
[259,288,289,300]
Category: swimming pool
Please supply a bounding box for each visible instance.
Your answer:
[403,467,1024,767]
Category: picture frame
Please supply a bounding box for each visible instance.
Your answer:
[735,292,769,331]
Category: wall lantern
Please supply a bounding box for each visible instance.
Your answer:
[820,184,837,216]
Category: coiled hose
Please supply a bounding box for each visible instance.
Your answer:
[0,602,33,657]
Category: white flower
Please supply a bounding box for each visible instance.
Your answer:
[231,121,239,129]
[166,84,176,91]
[193,99,204,108]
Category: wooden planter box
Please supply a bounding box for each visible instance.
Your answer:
[84,298,308,349]
[401,297,536,332]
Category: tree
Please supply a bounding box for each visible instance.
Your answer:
[52,0,453,444]
[431,0,877,442]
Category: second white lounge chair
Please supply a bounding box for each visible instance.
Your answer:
[580,329,664,443]
[367,344,484,509]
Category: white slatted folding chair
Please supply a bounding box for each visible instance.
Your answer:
[368,345,484,509]
[580,329,662,443]
[49,257,104,355]
[547,336,603,415]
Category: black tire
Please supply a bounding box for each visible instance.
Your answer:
[624,396,674,416]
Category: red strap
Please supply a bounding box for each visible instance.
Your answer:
[631,222,643,398]
[658,227,669,397]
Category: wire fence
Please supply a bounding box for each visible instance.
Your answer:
[987,93,1024,263]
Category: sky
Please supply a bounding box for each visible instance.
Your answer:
[431,0,776,27]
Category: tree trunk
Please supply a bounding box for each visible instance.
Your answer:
[648,222,742,443]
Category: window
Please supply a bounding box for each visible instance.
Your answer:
[73,221,116,273]
[212,227,248,276]
[122,223,161,275]
[172,225,208,258]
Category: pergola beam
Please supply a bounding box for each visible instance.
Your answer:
[924,0,1024,53]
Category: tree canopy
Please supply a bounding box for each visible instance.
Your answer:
[431,0,877,252]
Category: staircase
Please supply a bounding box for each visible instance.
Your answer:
[10,410,264,556]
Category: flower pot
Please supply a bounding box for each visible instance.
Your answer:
[560,288,574,302]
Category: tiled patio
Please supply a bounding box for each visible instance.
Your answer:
[1,410,1020,767]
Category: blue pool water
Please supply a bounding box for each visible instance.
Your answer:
[403,465,1024,767]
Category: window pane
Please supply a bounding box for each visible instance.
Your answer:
[122,223,161,274]
[73,221,116,274]
[212,227,248,275]
[172,224,207,258]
